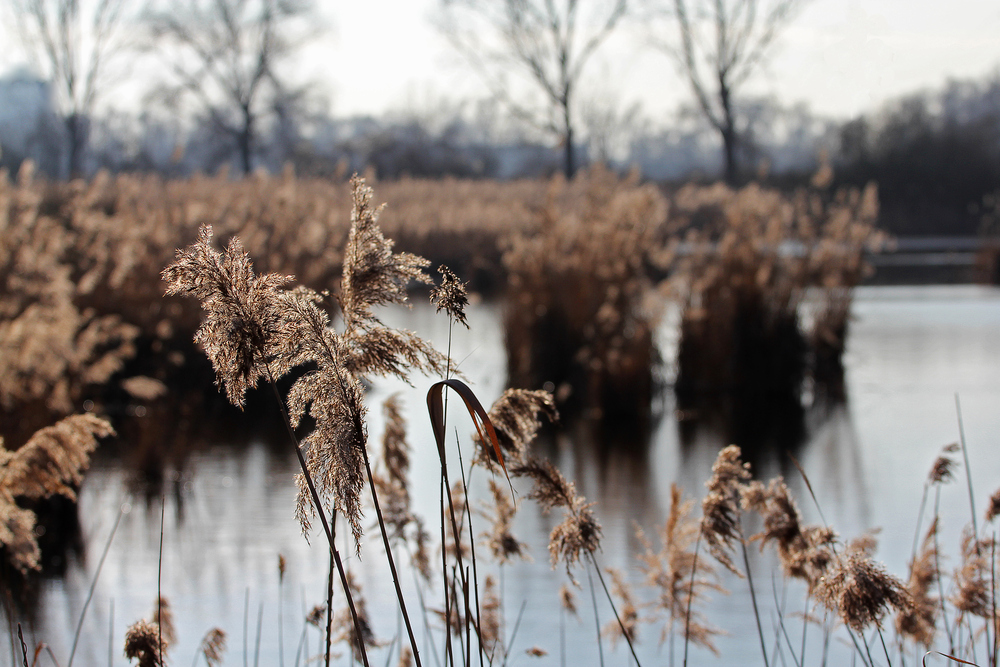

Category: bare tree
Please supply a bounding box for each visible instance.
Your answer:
[8,0,132,178]
[657,0,805,183]
[440,0,628,177]
[144,0,318,175]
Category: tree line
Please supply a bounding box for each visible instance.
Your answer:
[2,0,999,236]
[3,0,807,180]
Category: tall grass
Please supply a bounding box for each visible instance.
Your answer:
[668,176,885,444]
[502,165,669,424]
[3,169,1000,667]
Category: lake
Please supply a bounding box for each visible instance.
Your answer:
[6,284,1000,666]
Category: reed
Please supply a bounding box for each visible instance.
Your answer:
[501,165,669,424]
[669,177,885,438]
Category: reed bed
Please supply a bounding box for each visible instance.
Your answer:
[2,171,1000,667]
[667,176,886,444]
[502,165,670,423]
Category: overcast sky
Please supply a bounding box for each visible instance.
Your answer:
[3,0,1000,124]
[319,0,1000,121]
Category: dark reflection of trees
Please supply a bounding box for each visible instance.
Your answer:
[531,413,658,527]
[677,389,807,471]
[677,384,850,477]
[96,370,291,506]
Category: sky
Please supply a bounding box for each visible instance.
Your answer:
[3,0,1000,124]
[318,0,1000,122]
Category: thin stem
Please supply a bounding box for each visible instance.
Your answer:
[244,588,249,667]
[67,504,125,667]
[587,553,643,667]
[265,372,371,667]
[108,599,114,667]
[956,394,978,539]
[772,573,801,667]
[740,539,769,667]
[279,574,284,667]
[682,530,703,667]
[361,443,424,667]
[157,495,165,664]
[254,601,263,667]
[440,477,455,667]
[502,600,528,664]
[326,549,334,667]
[456,433,485,667]
[878,627,892,667]
[587,567,606,667]
[933,488,954,652]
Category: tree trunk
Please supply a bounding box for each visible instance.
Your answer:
[239,107,253,175]
[722,125,738,185]
[563,100,575,178]
[718,76,738,185]
[66,113,86,179]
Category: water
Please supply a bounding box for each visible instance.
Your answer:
[7,285,1000,666]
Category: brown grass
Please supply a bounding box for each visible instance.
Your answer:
[502,165,669,423]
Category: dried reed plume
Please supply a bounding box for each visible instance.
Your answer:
[152,596,176,647]
[430,265,470,330]
[602,568,639,647]
[701,445,751,575]
[742,477,836,588]
[161,225,293,407]
[813,543,911,633]
[163,176,448,545]
[196,628,226,667]
[373,394,414,541]
[985,488,1000,522]
[512,456,601,577]
[560,583,578,616]
[124,620,166,667]
[895,518,940,647]
[482,479,529,564]
[480,575,502,657]
[0,413,113,572]
[333,571,380,663]
[929,444,959,485]
[950,528,994,619]
[635,483,723,652]
[475,389,557,470]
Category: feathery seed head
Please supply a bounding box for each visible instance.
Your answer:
[124,620,166,667]
[476,388,557,469]
[484,479,529,563]
[430,264,470,329]
[814,550,911,633]
[161,226,293,406]
[895,518,940,647]
[986,488,1000,522]
[701,445,751,575]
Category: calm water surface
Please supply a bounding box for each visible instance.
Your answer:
[8,285,1000,666]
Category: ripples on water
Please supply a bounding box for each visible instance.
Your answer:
[6,285,1000,666]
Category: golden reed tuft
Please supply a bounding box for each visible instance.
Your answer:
[0,413,113,572]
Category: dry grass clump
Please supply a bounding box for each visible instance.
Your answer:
[635,483,724,653]
[669,178,884,430]
[502,165,669,423]
[0,413,113,573]
[0,164,138,432]
[512,456,602,577]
